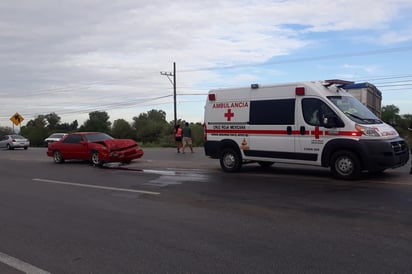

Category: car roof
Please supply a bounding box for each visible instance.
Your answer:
[69,132,104,135]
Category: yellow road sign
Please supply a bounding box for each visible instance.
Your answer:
[10,112,24,126]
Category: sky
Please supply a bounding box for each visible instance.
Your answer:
[1,0,412,128]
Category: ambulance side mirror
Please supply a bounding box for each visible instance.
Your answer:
[323,115,343,128]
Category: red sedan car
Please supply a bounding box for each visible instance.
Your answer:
[47,132,144,166]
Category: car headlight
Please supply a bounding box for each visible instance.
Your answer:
[355,124,380,137]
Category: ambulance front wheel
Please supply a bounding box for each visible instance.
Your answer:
[220,148,242,172]
[330,150,361,180]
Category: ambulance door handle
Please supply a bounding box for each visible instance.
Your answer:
[300,126,306,135]
[286,126,292,135]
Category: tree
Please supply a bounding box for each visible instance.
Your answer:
[45,112,61,130]
[112,119,136,139]
[20,115,49,146]
[79,111,111,133]
[132,109,171,144]
[0,126,13,136]
[381,105,401,126]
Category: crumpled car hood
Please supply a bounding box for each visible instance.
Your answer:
[96,139,138,150]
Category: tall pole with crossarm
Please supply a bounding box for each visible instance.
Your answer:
[160,62,177,126]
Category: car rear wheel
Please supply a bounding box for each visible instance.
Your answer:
[91,151,103,167]
[53,151,64,163]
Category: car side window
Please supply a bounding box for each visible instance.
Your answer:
[63,134,82,144]
[302,98,337,126]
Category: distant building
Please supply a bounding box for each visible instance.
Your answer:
[343,82,382,117]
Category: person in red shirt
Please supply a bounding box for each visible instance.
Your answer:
[174,124,183,153]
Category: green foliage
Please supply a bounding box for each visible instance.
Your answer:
[26,115,47,128]
[45,112,61,130]
[132,109,171,144]
[20,116,49,146]
[184,122,204,147]
[112,119,136,139]
[79,111,111,133]
[20,115,49,146]
[381,105,401,126]
[0,126,13,136]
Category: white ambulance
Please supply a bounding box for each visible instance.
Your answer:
[203,80,410,179]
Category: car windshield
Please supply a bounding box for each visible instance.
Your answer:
[85,133,113,142]
[327,96,382,124]
[11,135,25,139]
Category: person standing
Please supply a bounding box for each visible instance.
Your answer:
[174,124,182,153]
[181,122,194,153]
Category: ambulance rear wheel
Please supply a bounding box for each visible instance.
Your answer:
[220,148,242,172]
[330,150,361,180]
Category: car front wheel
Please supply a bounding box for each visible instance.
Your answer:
[53,151,64,163]
[91,151,103,167]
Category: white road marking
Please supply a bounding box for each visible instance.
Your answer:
[142,169,176,176]
[0,251,51,274]
[32,178,160,195]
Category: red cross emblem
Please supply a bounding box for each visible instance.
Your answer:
[314,126,321,139]
[224,109,234,121]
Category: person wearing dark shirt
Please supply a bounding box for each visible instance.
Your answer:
[181,122,194,153]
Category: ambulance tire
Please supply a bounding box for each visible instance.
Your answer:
[220,148,242,172]
[330,150,361,180]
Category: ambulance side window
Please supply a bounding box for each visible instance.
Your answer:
[302,98,341,127]
[250,99,295,125]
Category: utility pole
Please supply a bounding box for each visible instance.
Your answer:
[160,62,177,126]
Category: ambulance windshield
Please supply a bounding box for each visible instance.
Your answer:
[327,96,382,124]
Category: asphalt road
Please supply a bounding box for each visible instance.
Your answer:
[0,147,412,273]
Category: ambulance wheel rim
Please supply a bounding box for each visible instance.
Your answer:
[223,154,236,168]
[335,157,353,175]
[219,148,242,172]
[331,150,361,179]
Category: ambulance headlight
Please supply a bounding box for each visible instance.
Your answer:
[355,124,380,137]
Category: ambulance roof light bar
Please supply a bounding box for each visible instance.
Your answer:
[323,79,354,87]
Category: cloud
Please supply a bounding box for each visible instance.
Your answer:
[1,0,412,125]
